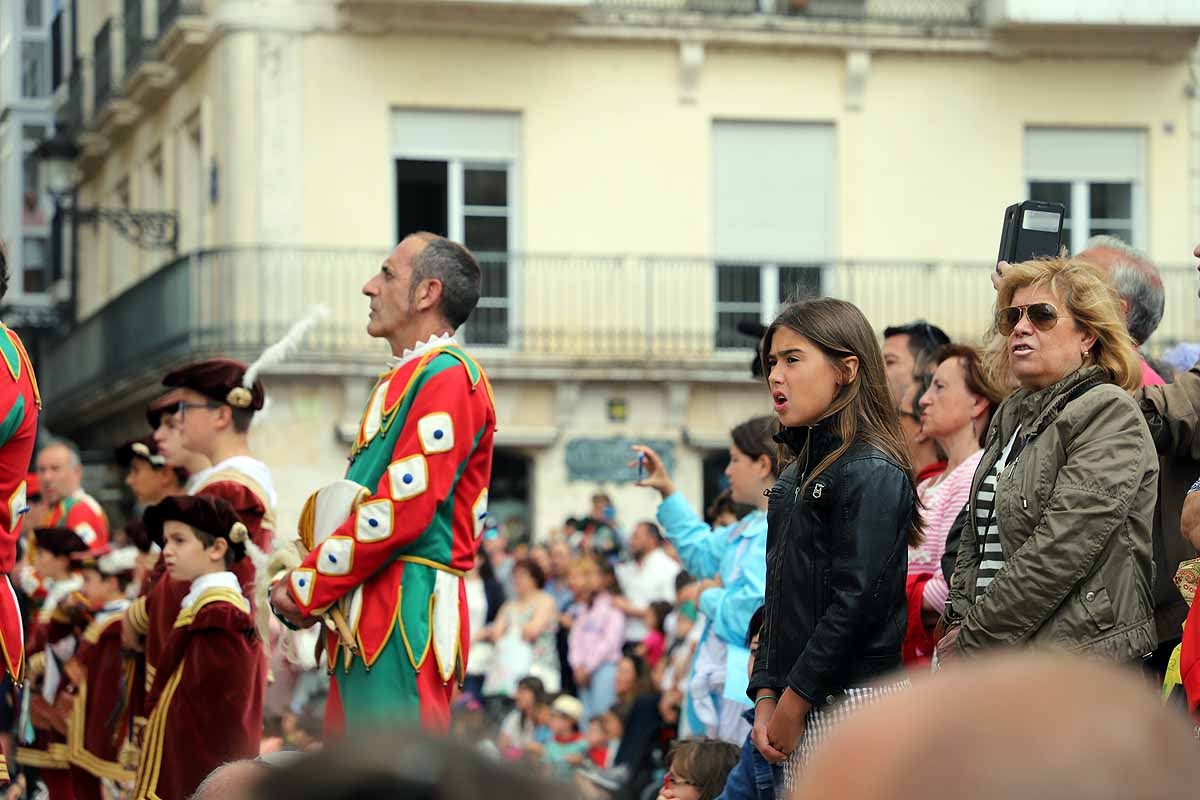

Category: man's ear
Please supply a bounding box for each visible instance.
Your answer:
[416,277,444,314]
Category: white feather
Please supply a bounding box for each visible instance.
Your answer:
[243,305,330,389]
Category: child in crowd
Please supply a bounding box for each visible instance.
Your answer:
[586,718,611,768]
[640,601,673,670]
[17,527,89,798]
[497,676,548,758]
[67,546,139,800]
[131,495,266,800]
[542,695,589,778]
[658,739,740,800]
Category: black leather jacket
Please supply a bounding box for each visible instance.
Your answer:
[747,423,915,709]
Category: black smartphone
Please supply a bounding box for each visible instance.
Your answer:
[997,200,1066,264]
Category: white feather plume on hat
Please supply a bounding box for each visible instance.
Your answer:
[243,305,330,390]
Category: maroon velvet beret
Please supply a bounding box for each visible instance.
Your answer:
[144,494,248,561]
[34,527,89,557]
[115,435,166,469]
[162,358,264,411]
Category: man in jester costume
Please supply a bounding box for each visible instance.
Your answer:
[0,244,40,781]
[271,233,495,734]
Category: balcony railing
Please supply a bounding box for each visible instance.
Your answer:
[591,0,980,23]
[125,0,153,78]
[93,20,114,114]
[37,247,1198,414]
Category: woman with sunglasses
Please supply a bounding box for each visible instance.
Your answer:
[938,257,1158,665]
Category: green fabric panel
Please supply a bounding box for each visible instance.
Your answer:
[0,334,20,383]
[345,355,462,488]
[439,345,480,384]
[0,394,25,449]
[334,627,420,729]
[397,562,436,668]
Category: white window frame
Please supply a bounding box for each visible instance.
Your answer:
[714,261,825,350]
[1024,128,1146,253]
[390,109,521,349]
[19,121,51,296]
[391,155,518,349]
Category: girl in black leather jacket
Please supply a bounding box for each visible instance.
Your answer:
[747,298,922,790]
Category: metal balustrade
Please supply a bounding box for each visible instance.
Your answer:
[37,247,1198,410]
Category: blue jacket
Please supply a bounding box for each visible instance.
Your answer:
[657,493,767,648]
[715,710,776,800]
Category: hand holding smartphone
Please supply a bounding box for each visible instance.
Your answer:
[998,200,1066,265]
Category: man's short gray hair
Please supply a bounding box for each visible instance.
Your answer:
[40,438,82,469]
[407,235,481,330]
[1083,235,1164,346]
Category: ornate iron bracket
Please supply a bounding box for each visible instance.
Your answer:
[65,205,178,251]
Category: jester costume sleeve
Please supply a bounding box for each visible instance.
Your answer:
[286,344,495,735]
[0,325,39,686]
[132,586,265,800]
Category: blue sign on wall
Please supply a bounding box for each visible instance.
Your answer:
[565,438,676,483]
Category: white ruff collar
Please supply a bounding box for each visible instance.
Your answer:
[388,333,457,369]
[181,571,241,611]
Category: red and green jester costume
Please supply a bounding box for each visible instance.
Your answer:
[286,338,495,735]
[0,324,39,681]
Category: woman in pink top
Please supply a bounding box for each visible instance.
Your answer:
[906,345,1005,664]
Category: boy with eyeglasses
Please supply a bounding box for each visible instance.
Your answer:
[122,361,276,757]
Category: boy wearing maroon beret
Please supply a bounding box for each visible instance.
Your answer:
[16,528,88,799]
[124,361,275,715]
[131,495,265,800]
[66,547,138,799]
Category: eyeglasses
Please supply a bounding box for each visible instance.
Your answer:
[997,303,1068,336]
[896,407,922,424]
[664,772,698,790]
[174,400,222,418]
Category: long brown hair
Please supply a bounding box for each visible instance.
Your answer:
[762,298,924,548]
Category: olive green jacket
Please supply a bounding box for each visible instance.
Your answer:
[946,366,1158,661]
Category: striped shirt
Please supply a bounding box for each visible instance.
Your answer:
[974,429,1021,601]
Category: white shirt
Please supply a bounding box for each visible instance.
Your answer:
[181,571,242,611]
[616,547,681,642]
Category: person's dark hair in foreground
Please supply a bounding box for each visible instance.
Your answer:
[249,729,561,800]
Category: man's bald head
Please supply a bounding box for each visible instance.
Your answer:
[190,759,270,800]
[796,652,1199,800]
[1078,236,1164,346]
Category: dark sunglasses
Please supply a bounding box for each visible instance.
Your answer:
[997,303,1066,336]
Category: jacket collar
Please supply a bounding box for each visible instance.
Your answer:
[774,419,841,462]
[1005,364,1107,430]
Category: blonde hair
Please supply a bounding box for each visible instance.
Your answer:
[991,257,1140,392]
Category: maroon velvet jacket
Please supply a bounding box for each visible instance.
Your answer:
[132,583,265,800]
[126,473,273,703]
[68,606,135,791]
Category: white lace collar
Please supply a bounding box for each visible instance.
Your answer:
[181,571,241,611]
[388,332,458,369]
